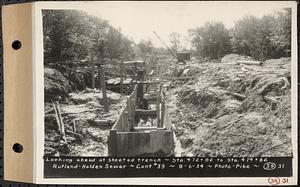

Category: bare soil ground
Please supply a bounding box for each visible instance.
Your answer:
[165,54,292,157]
[44,54,292,157]
[44,80,126,156]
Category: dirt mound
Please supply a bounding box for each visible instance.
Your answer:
[191,111,292,157]
[166,56,292,157]
[69,88,124,106]
[178,87,221,107]
[44,88,127,156]
[221,54,253,63]
[44,68,72,102]
[264,57,291,67]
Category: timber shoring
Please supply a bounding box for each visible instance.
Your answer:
[108,84,174,156]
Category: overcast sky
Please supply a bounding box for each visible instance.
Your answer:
[76,1,290,48]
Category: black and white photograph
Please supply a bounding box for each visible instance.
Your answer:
[42,1,294,160]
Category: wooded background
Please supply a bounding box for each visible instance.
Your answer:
[43,8,291,62]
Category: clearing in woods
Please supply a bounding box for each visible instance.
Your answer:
[44,54,292,157]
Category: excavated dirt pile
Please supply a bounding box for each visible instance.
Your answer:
[166,55,292,157]
[44,68,72,101]
[44,88,126,156]
[44,65,128,156]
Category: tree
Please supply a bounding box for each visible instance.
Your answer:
[169,32,181,53]
[231,8,291,60]
[189,22,231,60]
[137,39,153,61]
[43,10,135,63]
[231,15,260,58]
[254,15,275,60]
[270,8,291,57]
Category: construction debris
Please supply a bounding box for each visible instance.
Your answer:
[44,87,126,156]
[165,55,292,157]
[44,52,292,158]
[236,60,262,66]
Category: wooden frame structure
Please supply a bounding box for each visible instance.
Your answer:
[108,84,175,157]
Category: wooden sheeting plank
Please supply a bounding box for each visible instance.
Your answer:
[144,132,151,153]
[108,129,117,156]
[138,132,146,155]
[123,133,129,157]
[150,130,159,153]
[163,130,173,153]
[156,129,164,152]
[127,132,135,156]
[135,109,157,116]
[116,133,125,156]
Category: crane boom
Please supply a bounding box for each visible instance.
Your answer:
[153,31,177,58]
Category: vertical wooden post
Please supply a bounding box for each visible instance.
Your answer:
[131,98,135,120]
[137,83,144,101]
[74,72,78,91]
[55,102,65,137]
[124,105,129,131]
[52,102,61,133]
[157,83,163,128]
[160,85,164,128]
[120,59,124,94]
[91,53,95,89]
[156,88,160,128]
[99,63,109,112]
[156,60,162,127]
[121,112,125,131]
[72,119,76,133]
[54,101,66,141]
[145,61,149,82]
[108,129,117,156]
[127,97,134,131]
[161,100,165,128]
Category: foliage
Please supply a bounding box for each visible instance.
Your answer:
[189,22,231,60]
[270,8,292,57]
[43,10,136,63]
[137,39,153,60]
[43,8,292,63]
[169,32,181,53]
[189,8,291,60]
[231,9,291,60]
[169,32,191,53]
[230,16,260,58]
